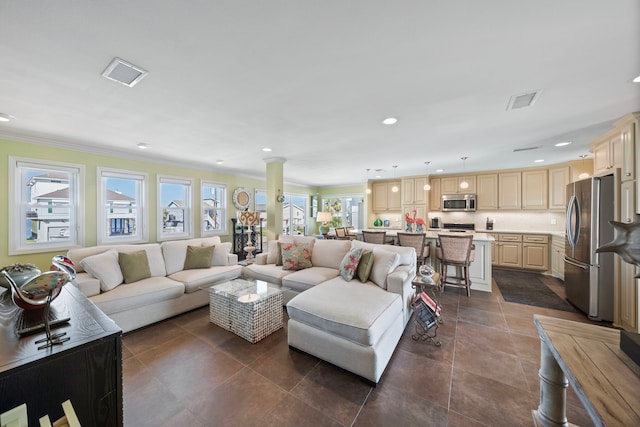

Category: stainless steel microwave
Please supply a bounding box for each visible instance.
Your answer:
[441,194,477,211]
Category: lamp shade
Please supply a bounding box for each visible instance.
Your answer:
[316,212,332,223]
[238,211,260,226]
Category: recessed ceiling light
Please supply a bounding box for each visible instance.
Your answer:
[215,160,223,165]
[555,141,572,147]
[382,117,398,125]
[137,143,148,149]
[633,75,640,83]
[262,147,272,152]
[436,169,444,173]
[534,159,545,163]
[0,113,13,122]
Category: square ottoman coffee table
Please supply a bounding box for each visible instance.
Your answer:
[209,278,284,343]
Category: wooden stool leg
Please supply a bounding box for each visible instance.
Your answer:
[464,266,471,297]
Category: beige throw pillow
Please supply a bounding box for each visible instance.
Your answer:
[80,249,123,292]
[369,250,401,289]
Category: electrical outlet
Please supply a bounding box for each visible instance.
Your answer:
[550,218,557,225]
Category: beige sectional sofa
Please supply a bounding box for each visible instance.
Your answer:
[67,236,242,333]
[242,236,416,383]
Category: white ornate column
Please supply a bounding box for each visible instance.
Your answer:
[533,340,569,427]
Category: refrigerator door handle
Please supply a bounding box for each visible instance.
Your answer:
[564,256,589,270]
[565,195,580,249]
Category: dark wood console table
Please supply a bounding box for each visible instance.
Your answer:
[0,285,123,426]
[532,314,640,426]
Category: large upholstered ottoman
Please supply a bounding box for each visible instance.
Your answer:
[286,277,404,384]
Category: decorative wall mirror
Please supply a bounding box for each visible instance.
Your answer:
[232,187,252,210]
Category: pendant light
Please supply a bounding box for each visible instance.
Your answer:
[578,154,590,180]
[459,157,469,189]
[391,165,399,192]
[423,161,431,191]
[365,168,372,194]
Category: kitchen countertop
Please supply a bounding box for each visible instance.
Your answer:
[476,229,565,238]
[357,229,494,242]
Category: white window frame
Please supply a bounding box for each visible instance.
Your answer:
[97,167,148,245]
[201,180,228,236]
[9,156,85,255]
[157,174,194,240]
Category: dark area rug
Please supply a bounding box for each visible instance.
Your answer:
[493,269,578,312]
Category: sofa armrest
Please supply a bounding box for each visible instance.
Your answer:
[386,265,415,326]
[227,253,238,265]
[255,252,269,265]
[72,272,101,298]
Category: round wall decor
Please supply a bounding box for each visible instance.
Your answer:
[232,187,252,210]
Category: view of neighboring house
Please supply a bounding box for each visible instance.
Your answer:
[27,172,72,242]
[105,189,136,237]
[163,200,185,234]
[203,198,220,232]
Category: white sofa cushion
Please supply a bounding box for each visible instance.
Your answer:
[286,278,402,346]
[242,263,295,286]
[282,267,341,293]
[168,265,243,293]
[351,240,415,266]
[369,250,401,290]
[161,240,191,275]
[311,239,352,269]
[79,249,123,292]
[90,276,184,315]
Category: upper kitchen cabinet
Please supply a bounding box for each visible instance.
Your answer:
[372,181,401,211]
[429,177,441,211]
[549,166,570,210]
[498,172,521,209]
[476,174,498,210]
[401,176,428,205]
[522,169,548,210]
[441,175,476,194]
[593,131,623,176]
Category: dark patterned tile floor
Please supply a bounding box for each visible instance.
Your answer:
[122,279,599,426]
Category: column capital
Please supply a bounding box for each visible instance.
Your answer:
[263,157,286,164]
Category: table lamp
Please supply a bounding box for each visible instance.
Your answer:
[317,211,332,235]
[238,211,260,264]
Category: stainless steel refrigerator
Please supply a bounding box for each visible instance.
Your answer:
[564,175,615,321]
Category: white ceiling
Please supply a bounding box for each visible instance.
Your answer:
[0,1,639,187]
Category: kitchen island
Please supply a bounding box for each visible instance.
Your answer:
[355,229,494,293]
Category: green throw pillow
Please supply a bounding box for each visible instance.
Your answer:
[119,250,152,284]
[357,250,375,283]
[184,245,214,270]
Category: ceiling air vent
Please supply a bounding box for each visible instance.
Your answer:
[101,57,148,87]
[506,90,541,110]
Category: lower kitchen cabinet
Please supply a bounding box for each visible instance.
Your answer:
[493,233,550,272]
[619,259,638,332]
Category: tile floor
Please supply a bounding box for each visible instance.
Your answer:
[122,279,601,427]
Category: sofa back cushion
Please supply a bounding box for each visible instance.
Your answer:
[351,240,415,266]
[311,239,352,269]
[118,244,167,277]
[161,240,191,275]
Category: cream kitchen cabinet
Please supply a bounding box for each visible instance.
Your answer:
[621,121,635,181]
[441,175,476,194]
[498,172,521,209]
[551,234,565,280]
[593,132,623,176]
[496,234,522,268]
[476,174,498,210]
[618,177,638,332]
[429,177,441,211]
[522,234,549,271]
[522,169,548,210]
[372,181,401,211]
[621,180,636,224]
[401,176,428,205]
[549,166,570,211]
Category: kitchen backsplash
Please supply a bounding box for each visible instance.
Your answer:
[428,211,566,233]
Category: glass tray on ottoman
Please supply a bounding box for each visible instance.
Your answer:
[208,279,284,343]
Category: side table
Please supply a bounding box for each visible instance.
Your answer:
[411,272,442,346]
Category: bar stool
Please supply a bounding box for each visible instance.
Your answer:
[436,234,475,296]
[362,230,387,244]
[397,232,429,272]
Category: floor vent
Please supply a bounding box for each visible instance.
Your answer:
[506,90,541,110]
[101,57,148,87]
